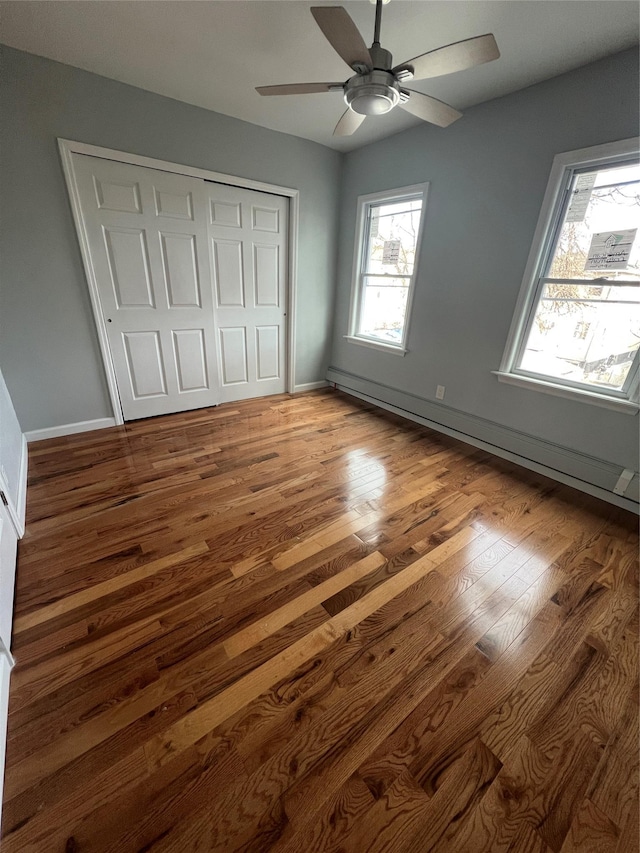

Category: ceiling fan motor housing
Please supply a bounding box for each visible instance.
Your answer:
[344,69,402,115]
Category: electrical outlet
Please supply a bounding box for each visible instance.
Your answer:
[436,385,445,400]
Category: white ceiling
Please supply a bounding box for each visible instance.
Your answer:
[1,1,638,152]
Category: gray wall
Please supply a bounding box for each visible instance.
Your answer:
[0,45,342,432]
[329,49,639,481]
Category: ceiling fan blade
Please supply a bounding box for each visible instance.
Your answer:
[311,7,372,71]
[333,108,366,137]
[399,91,462,128]
[256,82,343,96]
[393,34,499,81]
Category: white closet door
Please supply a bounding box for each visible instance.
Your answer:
[207,183,288,402]
[72,154,220,420]
[0,501,17,653]
[0,644,11,821]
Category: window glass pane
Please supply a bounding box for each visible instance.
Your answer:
[547,164,640,282]
[542,282,639,303]
[520,294,640,390]
[364,198,422,276]
[358,277,409,343]
[593,163,640,187]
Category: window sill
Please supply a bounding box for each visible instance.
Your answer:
[344,335,407,356]
[493,371,638,414]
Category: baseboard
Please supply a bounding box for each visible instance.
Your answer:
[327,367,639,514]
[25,417,117,443]
[293,381,329,393]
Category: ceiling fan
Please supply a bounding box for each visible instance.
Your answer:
[256,0,499,137]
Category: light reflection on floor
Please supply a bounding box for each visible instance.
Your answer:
[344,448,388,506]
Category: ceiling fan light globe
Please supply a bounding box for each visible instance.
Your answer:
[344,70,400,116]
[350,90,395,115]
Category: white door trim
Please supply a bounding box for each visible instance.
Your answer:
[58,138,300,425]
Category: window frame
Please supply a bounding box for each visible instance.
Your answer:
[496,137,640,414]
[346,183,429,355]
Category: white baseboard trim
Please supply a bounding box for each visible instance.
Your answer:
[293,381,329,393]
[25,417,117,443]
[327,367,639,515]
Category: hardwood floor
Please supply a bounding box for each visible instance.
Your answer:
[2,389,638,852]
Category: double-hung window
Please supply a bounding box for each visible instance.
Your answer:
[347,183,428,354]
[498,138,640,412]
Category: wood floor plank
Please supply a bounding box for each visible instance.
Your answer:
[559,798,620,853]
[407,738,503,852]
[615,805,639,853]
[2,389,637,852]
[290,774,376,853]
[338,769,432,853]
[585,682,639,830]
[427,734,552,852]
[223,550,386,658]
[13,541,210,634]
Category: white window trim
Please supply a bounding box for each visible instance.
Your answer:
[344,335,408,356]
[497,136,640,413]
[346,183,429,354]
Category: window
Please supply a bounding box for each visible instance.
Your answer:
[347,184,428,354]
[498,138,640,412]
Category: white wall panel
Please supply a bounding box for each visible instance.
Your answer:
[154,188,193,220]
[160,233,201,307]
[213,240,245,307]
[104,227,155,307]
[211,200,242,228]
[252,205,279,233]
[173,329,208,392]
[219,327,248,385]
[253,244,279,306]
[256,325,280,380]
[123,331,167,397]
[94,177,142,213]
